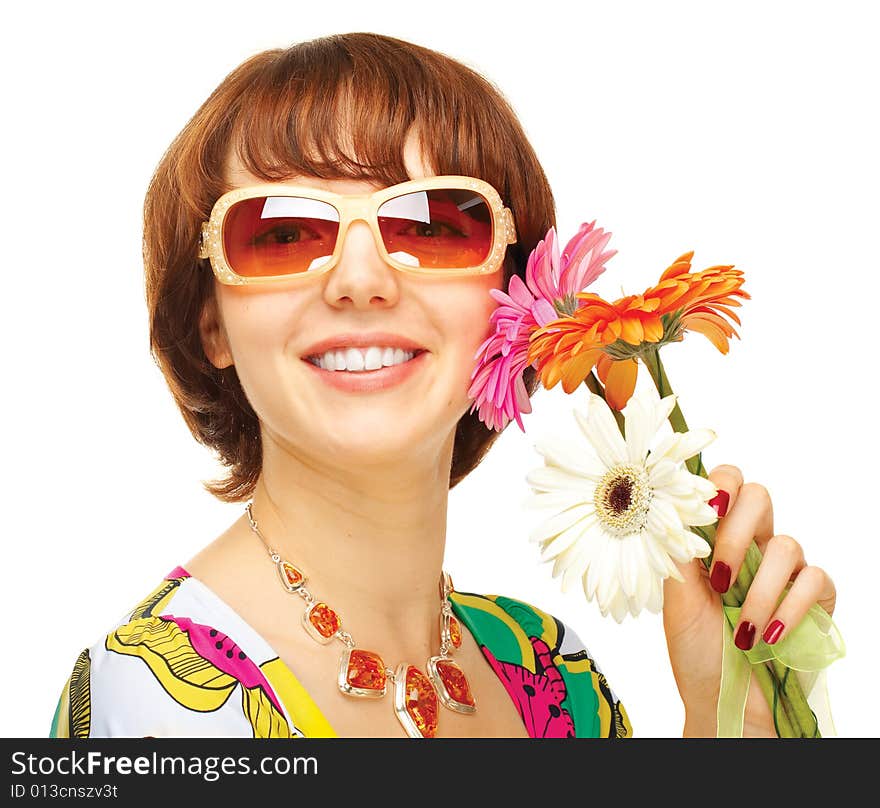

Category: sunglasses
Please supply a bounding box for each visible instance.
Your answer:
[197,175,518,285]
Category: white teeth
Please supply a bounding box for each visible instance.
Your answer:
[309,346,418,371]
[345,347,366,371]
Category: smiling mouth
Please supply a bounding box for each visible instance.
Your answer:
[303,349,428,372]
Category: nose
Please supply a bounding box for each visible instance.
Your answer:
[337,214,386,262]
[321,214,399,306]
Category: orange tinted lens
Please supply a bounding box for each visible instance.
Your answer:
[223,196,340,278]
[377,188,493,269]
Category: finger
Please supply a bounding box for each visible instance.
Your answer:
[732,534,806,650]
[758,565,837,645]
[708,480,774,595]
[704,464,743,595]
[705,464,745,520]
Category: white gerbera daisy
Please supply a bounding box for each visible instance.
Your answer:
[523,384,719,623]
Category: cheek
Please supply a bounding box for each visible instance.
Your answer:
[217,289,304,375]
[438,277,502,387]
[216,292,313,436]
[467,271,505,344]
[225,304,276,358]
[447,286,495,346]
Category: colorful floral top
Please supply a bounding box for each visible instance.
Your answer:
[50,566,632,739]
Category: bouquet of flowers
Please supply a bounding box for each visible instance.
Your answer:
[468,222,845,737]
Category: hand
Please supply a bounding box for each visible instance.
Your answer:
[661,464,837,737]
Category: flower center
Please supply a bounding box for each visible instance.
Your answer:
[594,464,653,538]
[608,476,633,512]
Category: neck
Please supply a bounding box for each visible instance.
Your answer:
[241,427,455,658]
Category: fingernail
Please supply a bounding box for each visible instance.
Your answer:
[763,619,785,645]
[709,489,730,517]
[710,561,731,593]
[735,620,756,650]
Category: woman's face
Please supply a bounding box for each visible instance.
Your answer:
[199,133,507,472]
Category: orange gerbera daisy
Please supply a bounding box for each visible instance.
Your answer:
[525,292,664,398]
[526,251,750,411]
[645,251,751,353]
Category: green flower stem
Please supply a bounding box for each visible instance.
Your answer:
[638,345,817,738]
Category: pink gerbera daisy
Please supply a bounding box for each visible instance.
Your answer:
[468,221,616,431]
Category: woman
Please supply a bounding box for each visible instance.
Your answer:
[49,32,835,739]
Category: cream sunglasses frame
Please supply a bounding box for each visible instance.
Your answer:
[197,174,518,286]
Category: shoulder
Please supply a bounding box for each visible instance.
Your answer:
[449,590,634,738]
[50,566,303,738]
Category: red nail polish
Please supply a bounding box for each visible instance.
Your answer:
[710,561,731,593]
[735,621,756,650]
[763,619,785,645]
[709,489,730,517]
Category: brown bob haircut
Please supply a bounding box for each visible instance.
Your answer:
[143,32,555,503]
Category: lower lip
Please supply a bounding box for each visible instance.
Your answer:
[301,351,429,393]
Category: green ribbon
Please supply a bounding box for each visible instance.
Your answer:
[717,589,846,737]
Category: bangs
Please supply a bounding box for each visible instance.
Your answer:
[216,35,499,192]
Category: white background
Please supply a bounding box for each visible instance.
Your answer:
[2,0,877,737]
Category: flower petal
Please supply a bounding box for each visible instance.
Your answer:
[660,468,706,497]
[619,535,644,598]
[647,495,683,537]
[646,574,664,613]
[525,465,594,493]
[540,512,597,559]
[648,428,716,466]
[521,489,584,513]
[584,530,610,598]
[528,502,595,544]
[640,531,676,579]
[551,536,583,579]
[622,392,654,466]
[623,388,676,466]
[560,348,604,394]
[646,458,680,489]
[683,313,732,353]
[609,589,629,624]
[596,539,622,612]
[661,528,699,563]
[573,394,628,468]
[683,503,721,527]
[632,538,654,605]
[688,533,712,558]
[691,475,719,500]
[560,538,593,592]
[654,488,718,526]
[533,433,606,479]
[604,358,639,411]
